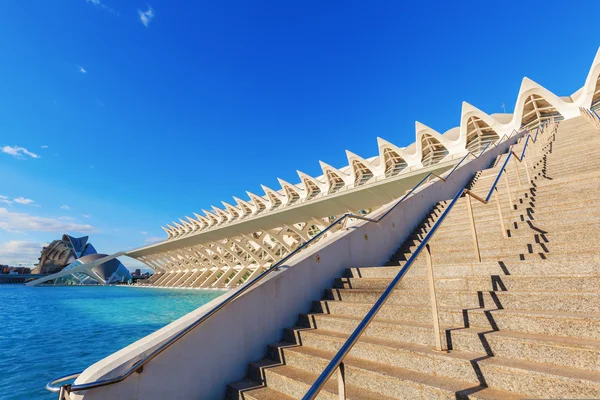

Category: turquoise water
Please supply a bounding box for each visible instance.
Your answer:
[0,285,224,400]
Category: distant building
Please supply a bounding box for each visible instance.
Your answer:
[1,266,31,275]
[27,235,131,286]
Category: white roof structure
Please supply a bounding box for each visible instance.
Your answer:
[128,47,600,288]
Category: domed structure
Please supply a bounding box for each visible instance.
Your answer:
[30,235,131,286]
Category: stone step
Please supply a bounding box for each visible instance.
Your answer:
[446,327,600,372]
[265,339,523,399]
[226,380,295,400]
[334,275,600,293]
[440,195,600,223]
[246,359,396,400]
[302,305,600,340]
[280,329,600,398]
[326,287,600,314]
[347,258,600,279]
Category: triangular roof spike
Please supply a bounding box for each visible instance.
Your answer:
[345,150,381,177]
[318,160,351,176]
[593,46,600,65]
[415,121,444,137]
[211,205,230,219]
[580,47,600,106]
[276,178,304,192]
[221,201,241,218]
[193,212,210,226]
[520,76,538,91]
[376,137,419,167]
[319,160,354,187]
[260,184,285,208]
[461,101,485,116]
[202,209,221,223]
[513,76,575,123]
[232,196,255,215]
[415,121,454,152]
[376,137,406,152]
[185,215,203,230]
[245,191,268,211]
[458,101,502,143]
[344,149,368,162]
[179,218,192,228]
[260,184,285,199]
[277,178,304,204]
[296,170,326,185]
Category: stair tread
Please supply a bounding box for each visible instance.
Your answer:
[251,359,396,400]
[282,329,600,385]
[299,322,600,354]
[312,303,600,320]
[228,379,295,400]
[266,341,524,399]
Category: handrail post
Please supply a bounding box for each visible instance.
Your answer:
[425,244,444,351]
[58,385,71,400]
[494,188,508,238]
[337,362,346,400]
[511,155,523,188]
[503,171,514,210]
[465,194,481,262]
[522,158,531,183]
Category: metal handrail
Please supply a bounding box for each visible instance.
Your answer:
[45,135,518,397]
[303,186,465,399]
[303,126,544,399]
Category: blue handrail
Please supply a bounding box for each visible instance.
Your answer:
[304,127,540,399]
[303,186,465,400]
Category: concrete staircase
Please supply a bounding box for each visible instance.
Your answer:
[226,116,600,399]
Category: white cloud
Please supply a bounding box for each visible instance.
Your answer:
[144,236,162,245]
[141,231,148,235]
[78,65,87,74]
[0,240,47,266]
[1,145,40,159]
[0,195,12,205]
[138,5,154,27]
[0,208,96,233]
[14,197,37,206]
[60,205,70,210]
[85,0,117,15]
[41,145,48,149]
[82,214,91,219]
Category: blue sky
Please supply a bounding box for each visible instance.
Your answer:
[0,1,598,269]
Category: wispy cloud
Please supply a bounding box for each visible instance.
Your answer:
[85,0,118,15]
[14,197,37,206]
[77,65,87,74]
[0,195,12,205]
[0,240,48,266]
[60,205,70,210]
[141,231,148,235]
[82,214,91,219]
[0,207,96,233]
[41,145,49,149]
[2,145,40,159]
[138,5,154,27]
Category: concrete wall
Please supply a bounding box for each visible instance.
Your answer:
[74,134,522,400]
